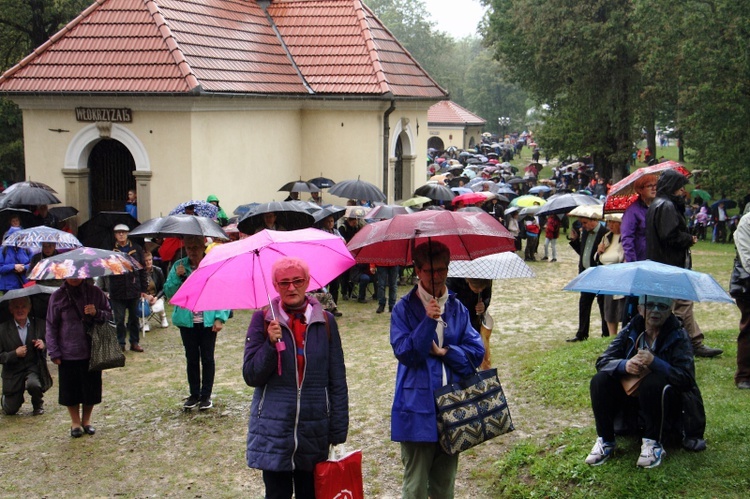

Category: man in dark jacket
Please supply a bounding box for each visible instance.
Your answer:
[646,170,722,357]
[567,216,607,342]
[584,295,706,468]
[0,296,48,415]
[109,224,148,352]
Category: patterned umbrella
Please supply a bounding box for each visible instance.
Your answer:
[448,252,535,280]
[3,226,82,251]
[28,247,143,280]
[169,200,219,219]
[604,161,691,213]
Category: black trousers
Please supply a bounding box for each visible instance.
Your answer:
[179,325,217,399]
[576,292,606,339]
[590,370,678,442]
[262,469,315,499]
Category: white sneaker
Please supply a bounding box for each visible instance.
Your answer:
[143,323,150,332]
[160,317,169,328]
[585,437,615,466]
[636,438,665,468]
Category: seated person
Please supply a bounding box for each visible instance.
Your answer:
[0,296,49,415]
[585,295,706,469]
[349,263,374,303]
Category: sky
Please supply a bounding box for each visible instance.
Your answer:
[421,0,487,39]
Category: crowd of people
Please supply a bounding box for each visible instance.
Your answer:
[0,147,748,497]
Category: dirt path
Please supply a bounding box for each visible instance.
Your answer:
[0,242,738,497]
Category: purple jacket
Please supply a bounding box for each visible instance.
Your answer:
[621,199,648,262]
[46,281,112,361]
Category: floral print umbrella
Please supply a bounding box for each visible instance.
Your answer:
[28,247,142,281]
[169,200,219,219]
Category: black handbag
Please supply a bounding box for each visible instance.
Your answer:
[87,320,125,371]
[65,289,125,371]
[434,367,514,455]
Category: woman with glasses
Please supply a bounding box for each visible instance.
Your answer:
[163,235,230,410]
[390,241,484,498]
[585,294,706,469]
[620,174,658,325]
[243,256,348,499]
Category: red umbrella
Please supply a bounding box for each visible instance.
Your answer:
[346,210,516,266]
[452,192,489,205]
[604,161,691,213]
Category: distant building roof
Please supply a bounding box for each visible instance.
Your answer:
[0,0,447,99]
[428,100,486,126]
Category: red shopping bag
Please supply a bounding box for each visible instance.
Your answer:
[314,447,364,499]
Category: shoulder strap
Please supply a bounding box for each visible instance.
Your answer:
[324,311,331,340]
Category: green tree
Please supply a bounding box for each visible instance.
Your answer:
[676,0,750,198]
[485,0,640,180]
[462,48,527,134]
[0,0,90,181]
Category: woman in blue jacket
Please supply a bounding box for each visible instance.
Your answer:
[243,256,348,499]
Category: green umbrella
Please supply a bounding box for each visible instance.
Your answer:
[692,189,711,201]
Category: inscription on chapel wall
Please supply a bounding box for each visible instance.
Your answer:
[75,108,132,123]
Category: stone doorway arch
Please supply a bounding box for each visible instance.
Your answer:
[427,136,444,151]
[62,123,152,222]
[389,119,416,204]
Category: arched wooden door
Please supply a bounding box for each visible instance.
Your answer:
[88,139,135,216]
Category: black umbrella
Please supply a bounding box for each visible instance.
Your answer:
[507,177,526,185]
[448,176,471,188]
[2,181,57,194]
[711,199,737,210]
[327,177,387,203]
[129,215,229,241]
[536,193,602,217]
[308,176,337,189]
[312,205,347,227]
[414,183,456,202]
[237,201,315,234]
[288,200,323,214]
[0,186,60,208]
[77,211,140,249]
[0,208,43,238]
[364,204,412,220]
[0,284,57,323]
[233,203,260,216]
[48,206,78,221]
[278,180,321,193]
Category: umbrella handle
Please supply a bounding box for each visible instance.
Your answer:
[256,249,276,321]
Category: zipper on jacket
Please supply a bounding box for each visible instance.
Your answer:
[257,386,267,417]
[289,320,313,470]
[325,387,330,417]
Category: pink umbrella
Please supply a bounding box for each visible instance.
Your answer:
[347,210,516,266]
[452,192,489,206]
[170,228,355,313]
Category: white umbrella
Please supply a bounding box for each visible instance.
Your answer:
[448,252,535,280]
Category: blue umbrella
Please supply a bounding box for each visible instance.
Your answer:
[169,200,219,219]
[563,260,733,303]
[528,185,551,194]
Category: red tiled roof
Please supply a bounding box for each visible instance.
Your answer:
[428,100,486,125]
[0,0,447,99]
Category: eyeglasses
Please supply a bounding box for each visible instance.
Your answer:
[277,278,307,289]
[644,302,671,312]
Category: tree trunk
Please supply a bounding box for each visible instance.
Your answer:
[677,130,685,162]
[645,115,657,165]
